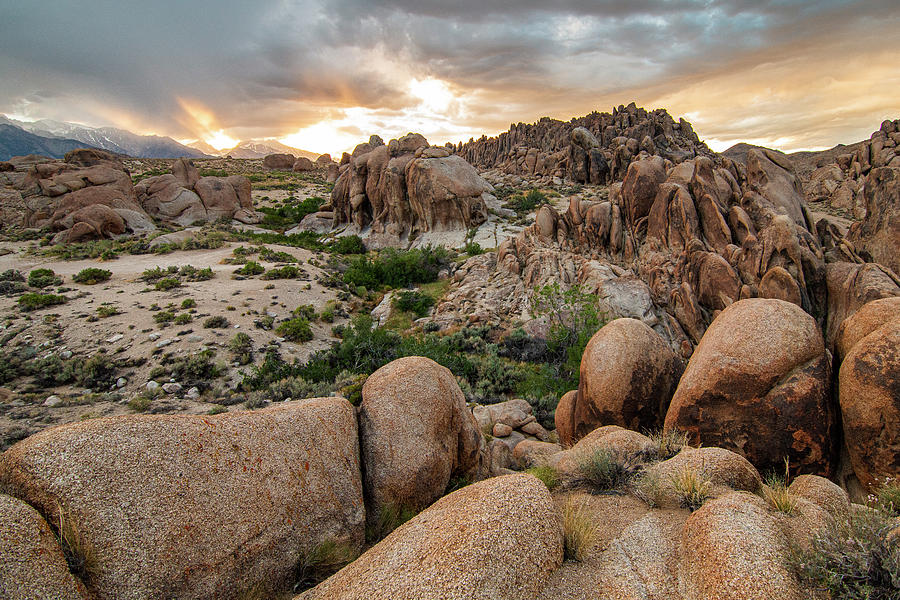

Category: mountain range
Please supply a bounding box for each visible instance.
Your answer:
[186,139,320,160]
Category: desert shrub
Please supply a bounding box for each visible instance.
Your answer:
[228,332,254,365]
[293,304,317,321]
[526,465,560,491]
[562,497,599,562]
[258,247,297,263]
[140,265,179,281]
[464,240,484,256]
[342,246,452,289]
[153,310,176,325]
[262,265,301,279]
[0,269,24,282]
[258,196,321,230]
[181,298,197,309]
[877,481,900,516]
[27,268,62,289]
[671,465,712,511]
[319,300,339,323]
[0,280,28,296]
[366,503,418,545]
[499,328,550,362]
[154,277,181,291]
[73,268,112,285]
[392,289,434,317]
[203,316,230,329]
[330,235,366,255]
[789,507,900,599]
[574,448,633,491]
[234,261,265,276]
[277,317,313,342]
[74,355,119,390]
[18,292,67,311]
[164,349,222,390]
[56,504,98,582]
[174,313,192,325]
[231,230,325,252]
[208,405,227,415]
[128,395,152,412]
[178,265,214,281]
[96,305,119,318]
[504,188,547,215]
[180,230,225,251]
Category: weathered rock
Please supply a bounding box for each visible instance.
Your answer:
[554,390,577,448]
[839,320,900,491]
[513,440,562,468]
[292,157,315,171]
[835,296,900,361]
[550,425,654,475]
[622,155,667,227]
[678,492,810,600]
[824,261,900,351]
[847,166,900,275]
[0,493,89,600]
[664,298,835,477]
[0,398,365,600]
[642,447,764,508]
[565,318,681,444]
[788,474,850,521]
[359,357,483,513]
[296,474,563,600]
[745,148,808,227]
[262,153,295,170]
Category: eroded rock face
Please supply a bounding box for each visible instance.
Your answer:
[262,153,295,170]
[847,166,900,276]
[329,133,493,240]
[824,261,900,351]
[839,320,900,491]
[135,158,261,225]
[0,398,365,600]
[0,148,156,242]
[296,474,564,600]
[560,318,681,444]
[0,494,89,600]
[664,298,836,477]
[359,357,484,514]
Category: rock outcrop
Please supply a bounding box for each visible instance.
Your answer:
[0,148,156,242]
[328,133,494,242]
[664,299,835,477]
[296,474,564,600]
[262,153,295,170]
[0,398,365,600]
[847,166,900,276]
[135,158,261,226]
[359,357,483,514]
[455,103,712,185]
[557,318,682,445]
[0,493,89,600]
[838,319,900,491]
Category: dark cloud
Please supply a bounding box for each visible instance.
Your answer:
[0,0,897,150]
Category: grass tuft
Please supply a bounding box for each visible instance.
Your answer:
[671,464,711,511]
[527,465,561,491]
[562,497,599,562]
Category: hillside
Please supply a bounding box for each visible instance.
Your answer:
[0,123,98,160]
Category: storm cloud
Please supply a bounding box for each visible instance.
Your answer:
[1,0,897,153]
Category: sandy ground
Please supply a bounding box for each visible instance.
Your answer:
[0,239,348,448]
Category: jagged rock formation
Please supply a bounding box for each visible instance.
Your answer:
[326,133,494,242]
[846,165,900,275]
[0,148,155,243]
[135,157,261,226]
[454,103,713,185]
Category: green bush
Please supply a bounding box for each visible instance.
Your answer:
[790,507,900,599]
[154,277,181,291]
[162,349,222,391]
[342,246,452,289]
[27,268,62,289]
[18,292,67,311]
[258,247,297,263]
[234,261,265,276]
[258,196,321,230]
[73,268,112,285]
[527,465,560,491]
[203,316,231,329]
[877,482,900,516]
[141,266,179,281]
[181,298,196,309]
[74,354,119,390]
[277,318,313,342]
[503,189,547,215]
[0,269,25,282]
[392,290,435,317]
[153,311,176,325]
[228,332,254,365]
[178,265,214,281]
[293,304,317,321]
[96,305,119,318]
[0,280,28,296]
[262,265,301,280]
[174,313,192,325]
[330,235,366,255]
[574,448,633,491]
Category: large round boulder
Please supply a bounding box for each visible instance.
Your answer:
[263,153,295,170]
[359,357,483,514]
[839,320,900,491]
[0,493,89,600]
[566,318,681,444]
[835,296,900,362]
[664,298,835,477]
[0,398,365,600]
[296,473,563,600]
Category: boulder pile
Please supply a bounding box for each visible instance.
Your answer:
[454,103,713,186]
[325,133,495,243]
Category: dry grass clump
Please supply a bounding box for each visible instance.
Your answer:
[562,497,600,562]
[365,502,418,545]
[294,540,359,592]
[646,428,692,460]
[876,480,900,516]
[632,471,665,508]
[56,503,98,583]
[671,465,711,511]
[573,447,637,491]
[763,473,798,515]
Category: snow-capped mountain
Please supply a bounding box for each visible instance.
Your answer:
[189,139,319,160]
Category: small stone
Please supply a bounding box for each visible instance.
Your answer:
[162,383,182,394]
[43,395,62,407]
[186,387,200,400]
[146,381,160,392]
[156,339,174,349]
[116,377,128,389]
[148,332,161,341]
[106,334,124,344]
[493,423,514,437]
[187,335,203,343]
[60,350,72,359]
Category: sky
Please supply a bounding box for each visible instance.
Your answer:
[1,0,898,156]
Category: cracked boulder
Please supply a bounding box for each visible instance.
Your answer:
[664,298,836,477]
